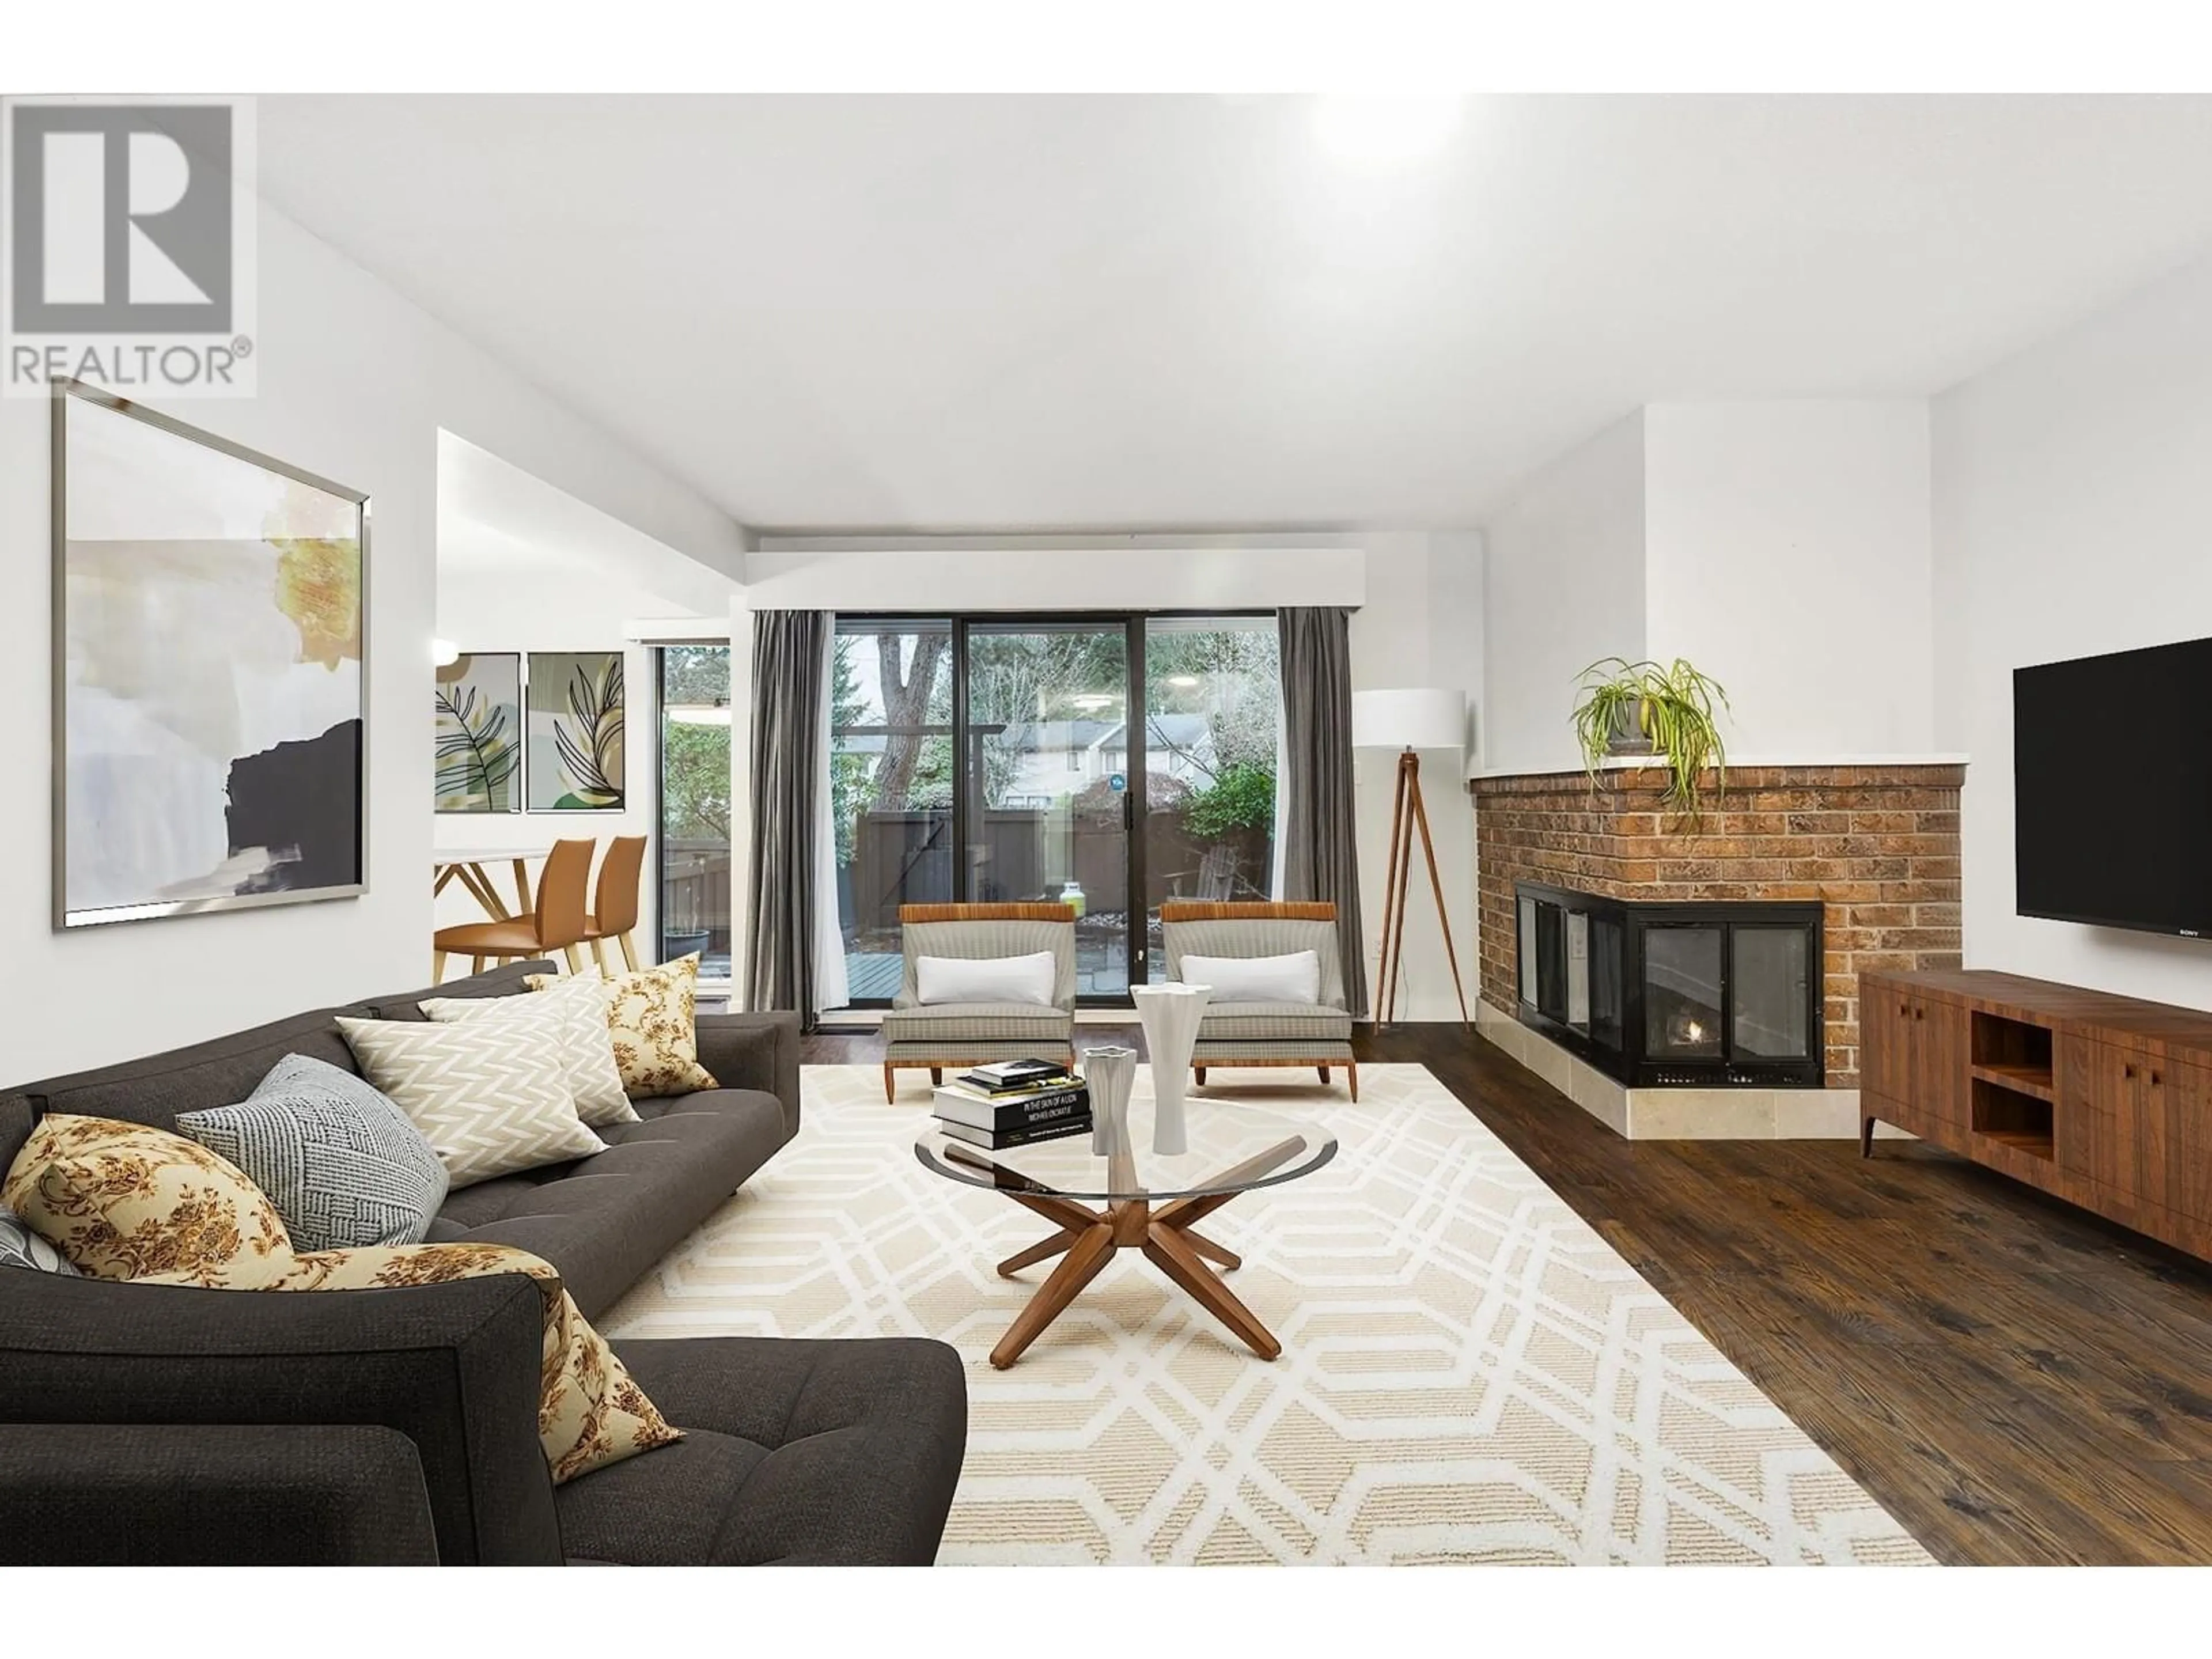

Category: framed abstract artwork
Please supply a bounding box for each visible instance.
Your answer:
[434,652,522,813]
[527,651,626,811]
[52,380,369,929]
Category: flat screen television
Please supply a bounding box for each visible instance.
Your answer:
[2015,636,2212,937]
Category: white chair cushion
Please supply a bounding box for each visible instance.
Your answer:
[1180,950,1321,1006]
[915,951,1057,1007]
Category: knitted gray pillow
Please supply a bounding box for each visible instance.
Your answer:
[178,1054,450,1251]
[0,1206,79,1275]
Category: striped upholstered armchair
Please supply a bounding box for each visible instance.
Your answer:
[880,903,1078,1101]
[1160,902,1357,1100]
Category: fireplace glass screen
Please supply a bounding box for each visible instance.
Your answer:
[1513,881,1823,1087]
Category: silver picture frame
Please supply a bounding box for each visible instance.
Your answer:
[51,378,372,929]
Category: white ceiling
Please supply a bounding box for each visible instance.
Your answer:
[260,95,2212,533]
[438,430,737,614]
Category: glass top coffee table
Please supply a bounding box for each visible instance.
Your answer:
[915,1096,1336,1369]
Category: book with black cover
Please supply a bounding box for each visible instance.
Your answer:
[937,1113,1093,1150]
[931,1084,1090,1132]
[959,1058,1073,1093]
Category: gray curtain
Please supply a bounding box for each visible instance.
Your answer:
[1278,608,1369,1018]
[744,611,830,1017]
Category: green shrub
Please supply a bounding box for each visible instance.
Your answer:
[1181,763,1276,840]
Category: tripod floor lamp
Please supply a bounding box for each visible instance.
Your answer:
[1352,688,1471,1030]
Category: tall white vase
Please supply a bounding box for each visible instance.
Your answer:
[1082,1045,1137,1158]
[1131,983,1210,1156]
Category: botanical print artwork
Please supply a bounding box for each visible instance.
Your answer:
[528,650,626,810]
[57,387,366,926]
[434,652,522,813]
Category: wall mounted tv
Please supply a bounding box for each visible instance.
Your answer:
[2015,635,2212,938]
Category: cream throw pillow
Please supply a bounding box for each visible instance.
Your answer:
[419,976,638,1128]
[529,953,716,1100]
[1,1115,294,1288]
[336,1009,607,1188]
[915,950,1056,1006]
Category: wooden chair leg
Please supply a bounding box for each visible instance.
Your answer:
[619,932,640,972]
[471,955,485,975]
[431,950,448,985]
[1194,1066,1207,1085]
[562,944,584,974]
[1317,1065,1331,1084]
[1347,1060,1359,1103]
[930,1067,942,1086]
[883,1062,897,1104]
[589,938,609,976]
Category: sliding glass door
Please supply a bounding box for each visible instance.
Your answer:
[1138,615,1281,979]
[657,645,733,978]
[831,613,1279,1007]
[968,620,1132,995]
[831,623,955,1002]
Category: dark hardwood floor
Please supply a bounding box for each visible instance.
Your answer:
[803,1020,2212,1565]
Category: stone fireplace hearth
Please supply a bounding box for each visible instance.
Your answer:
[1471,761,1965,1137]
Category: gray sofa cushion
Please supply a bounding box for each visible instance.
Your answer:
[559,1336,967,1565]
[16,1009,372,1134]
[1197,1001,1355,1043]
[879,1002,1076,1043]
[355,960,555,1022]
[427,1088,789,1320]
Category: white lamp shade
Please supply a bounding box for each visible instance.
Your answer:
[1352,688,1467,752]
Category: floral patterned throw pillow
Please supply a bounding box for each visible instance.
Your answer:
[1,1115,293,1287]
[268,1242,681,1484]
[528,953,717,1100]
[1,1115,676,1485]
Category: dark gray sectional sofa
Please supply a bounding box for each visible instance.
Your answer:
[0,961,967,1566]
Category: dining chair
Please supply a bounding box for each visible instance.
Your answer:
[581,834,649,974]
[431,838,594,983]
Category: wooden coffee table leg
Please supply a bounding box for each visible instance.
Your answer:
[1180,1230,1241,1271]
[998,1226,1082,1277]
[1144,1220,1280,1360]
[1009,1191,1105,1233]
[991,1221,1118,1370]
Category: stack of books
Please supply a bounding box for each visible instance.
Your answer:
[932,1058,1092,1150]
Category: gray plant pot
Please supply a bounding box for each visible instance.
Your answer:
[1605,698,1654,757]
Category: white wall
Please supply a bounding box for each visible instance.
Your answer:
[1934,249,2212,1007]
[1480,412,1647,774]
[1645,402,1934,756]
[0,197,744,1080]
[1349,531,1484,1022]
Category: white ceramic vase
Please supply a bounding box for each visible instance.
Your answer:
[1131,983,1210,1156]
[1081,1045,1137,1158]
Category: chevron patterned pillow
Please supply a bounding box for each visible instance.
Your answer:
[420,974,638,1128]
[177,1055,450,1251]
[337,1009,607,1190]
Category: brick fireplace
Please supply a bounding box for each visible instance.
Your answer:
[1471,762,1964,1131]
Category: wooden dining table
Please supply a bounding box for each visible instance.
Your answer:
[433,846,546,921]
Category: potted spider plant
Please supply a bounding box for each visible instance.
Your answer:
[1571,657,1732,826]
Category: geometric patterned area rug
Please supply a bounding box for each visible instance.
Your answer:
[601,1064,1934,1566]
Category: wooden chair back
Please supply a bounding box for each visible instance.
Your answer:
[593,835,647,935]
[532,839,594,949]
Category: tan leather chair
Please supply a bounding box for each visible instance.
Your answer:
[432,838,594,983]
[582,834,648,974]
